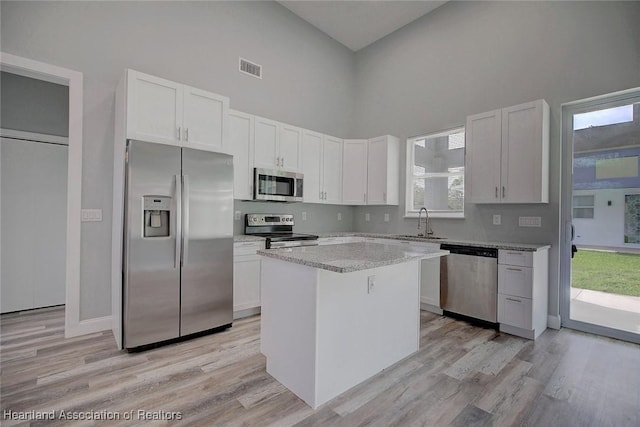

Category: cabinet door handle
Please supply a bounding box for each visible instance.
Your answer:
[276,156,280,167]
[177,127,182,140]
[185,128,189,142]
[281,157,284,167]
[506,267,522,272]
[502,186,506,198]
[495,187,498,198]
[319,191,323,200]
[324,191,327,200]
[506,297,522,303]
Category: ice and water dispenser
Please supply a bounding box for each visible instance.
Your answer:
[143,196,171,237]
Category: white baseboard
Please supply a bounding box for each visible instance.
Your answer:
[420,302,443,315]
[547,314,561,330]
[234,307,261,320]
[65,315,112,338]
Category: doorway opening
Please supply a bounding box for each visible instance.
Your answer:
[0,52,86,338]
[561,89,640,343]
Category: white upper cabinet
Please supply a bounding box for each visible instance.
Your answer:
[322,136,343,204]
[254,116,279,169]
[367,135,400,205]
[228,110,254,200]
[279,124,302,172]
[253,116,302,172]
[466,99,549,204]
[301,130,323,203]
[342,139,368,205]
[125,69,229,153]
[127,70,182,146]
[301,132,342,204]
[465,109,502,203]
[183,85,228,152]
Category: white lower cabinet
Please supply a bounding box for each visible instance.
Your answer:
[497,248,549,339]
[233,241,263,318]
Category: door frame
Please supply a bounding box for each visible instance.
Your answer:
[0,52,97,338]
[560,87,640,344]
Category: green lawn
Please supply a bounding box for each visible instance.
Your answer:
[572,249,640,297]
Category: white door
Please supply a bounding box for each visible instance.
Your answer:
[342,139,368,205]
[228,110,254,200]
[254,116,279,169]
[183,85,229,153]
[301,130,323,203]
[465,109,502,203]
[501,100,546,203]
[367,136,388,204]
[279,124,302,172]
[322,136,343,204]
[1,138,67,313]
[126,70,182,146]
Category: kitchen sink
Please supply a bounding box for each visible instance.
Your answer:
[395,234,447,240]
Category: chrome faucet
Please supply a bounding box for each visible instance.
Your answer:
[417,207,433,237]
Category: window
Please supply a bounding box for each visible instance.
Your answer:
[406,127,465,218]
[573,195,595,219]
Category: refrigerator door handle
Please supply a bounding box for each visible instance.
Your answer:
[174,174,182,269]
[182,174,190,266]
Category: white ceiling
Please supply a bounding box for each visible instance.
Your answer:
[279,1,448,52]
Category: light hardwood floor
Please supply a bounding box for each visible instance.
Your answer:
[1,306,639,426]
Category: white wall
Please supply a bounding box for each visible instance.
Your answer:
[350,1,640,320]
[0,1,356,320]
[574,189,640,248]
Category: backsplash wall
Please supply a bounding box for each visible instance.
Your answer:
[234,200,355,235]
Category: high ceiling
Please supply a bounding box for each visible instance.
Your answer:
[278,1,448,52]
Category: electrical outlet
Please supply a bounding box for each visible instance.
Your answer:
[302,212,307,221]
[384,213,390,222]
[365,213,370,222]
[234,210,241,221]
[337,212,342,221]
[493,214,501,225]
[367,275,376,294]
[519,216,542,227]
[81,209,102,222]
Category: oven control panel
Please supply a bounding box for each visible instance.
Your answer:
[246,214,294,226]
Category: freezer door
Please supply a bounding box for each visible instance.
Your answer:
[124,140,181,348]
[180,148,234,335]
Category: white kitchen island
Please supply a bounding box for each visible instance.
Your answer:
[258,242,449,409]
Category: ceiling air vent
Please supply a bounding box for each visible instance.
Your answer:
[239,58,262,79]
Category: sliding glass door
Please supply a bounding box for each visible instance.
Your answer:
[561,89,640,344]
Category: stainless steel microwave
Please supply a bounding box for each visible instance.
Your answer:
[254,168,304,202]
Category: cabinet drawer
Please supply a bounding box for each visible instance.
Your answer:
[498,250,533,267]
[234,242,263,256]
[498,265,533,299]
[498,294,532,330]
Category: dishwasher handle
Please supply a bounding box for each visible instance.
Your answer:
[440,244,498,258]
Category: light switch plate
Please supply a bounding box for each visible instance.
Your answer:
[384,213,390,222]
[493,214,501,225]
[81,209,102,222]
[367,275,375,294]
[519,216,542,227]
[365,213,370,222]
[234,210,241,221]
[337,212,342,221]
[302,212,307,221]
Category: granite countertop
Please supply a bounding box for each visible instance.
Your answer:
[315,232,550,252]
[258,242,449,273]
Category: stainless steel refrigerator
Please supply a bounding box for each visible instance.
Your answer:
[123,140,233,350]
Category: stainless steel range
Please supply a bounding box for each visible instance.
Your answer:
[244,214,318,249]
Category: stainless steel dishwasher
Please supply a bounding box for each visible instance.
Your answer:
[440,244,498,323]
